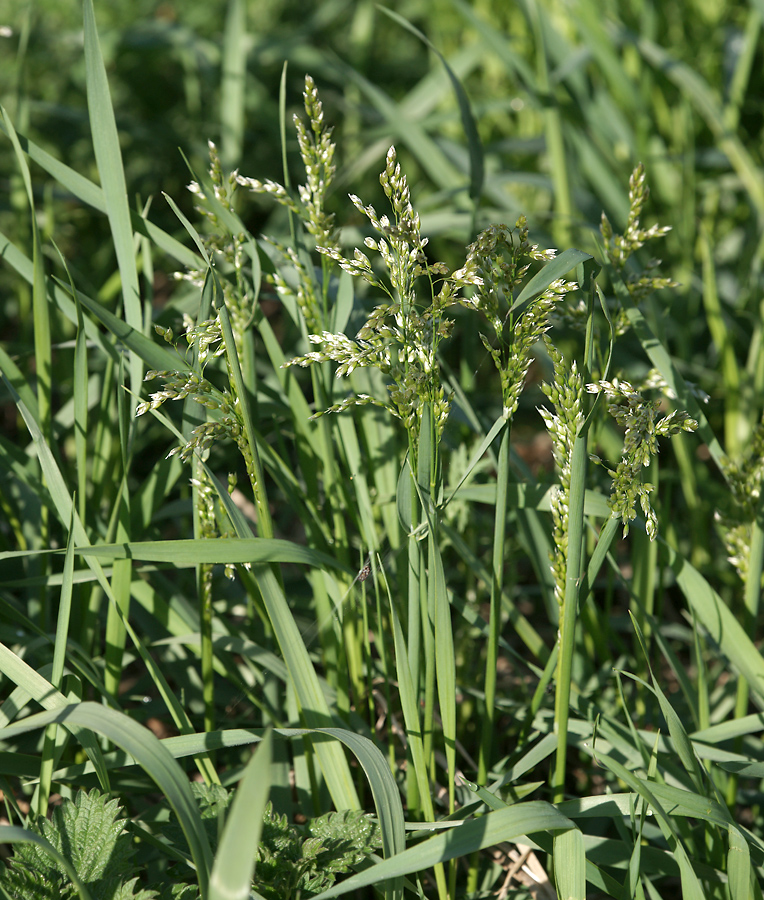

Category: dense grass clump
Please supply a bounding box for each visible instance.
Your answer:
[2,2,764,898]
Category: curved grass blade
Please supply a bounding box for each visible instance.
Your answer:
[0,702,213,898]
[0,642,109,791]
[314,801,575,899]
[512,248,592,315]
[5,380,218,783]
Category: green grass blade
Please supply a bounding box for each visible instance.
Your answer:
[591,749,708,900]
[628,616,707,795]
[220,0,246,170]
[315,727,405,900]
[512,249,592,314]
[68,537,347,572]
[251,564,359,810]
[622,296,727,478]
[662,540,764,707]
[637,37,764,216]
[64,280,185,374]
[0,642,109,789]
[0,121,200,268]
[314,801,575,899]
[5,380,218,783]
[727,823,753,900]
[553,826,586,900]
[38,506,80,815]
[209,730,272,900]
[333,61,463,193]
[82,0,143,412]
[1,106,51,442]
[378,6,484,209]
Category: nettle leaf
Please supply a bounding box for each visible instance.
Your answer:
[154,884,200,900]
[44,789,132,884]
[305,808,380,869]
[251,803,380,900]
[111,878,159,900]
[163,782,232,852]
[0,789,158,900]
[0,862,67,900]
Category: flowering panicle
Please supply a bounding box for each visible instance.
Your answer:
[265,238,325,336]
[538,340,586,608]
[586,377,697,539]
[286,145,477,445]
[236,75,337,252]
[135,311,256,479]
[600,164,676,310]
[716,419,764,581]
[459,220,575,420]
[180,141,256,348]
[192,471,239,581]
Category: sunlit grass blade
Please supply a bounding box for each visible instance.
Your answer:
[314,801,575,899]
[0,642,109,788]
[315,727,405,900]
[220,0,246,170]
[512,249,592,314]
[251,564,360,811]
[209,730,272,900]
[82,0,143,412]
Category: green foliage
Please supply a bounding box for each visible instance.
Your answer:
[162,786,379,900]
[253,802,380,900]
[3,1,764,897]
[0,790,157,900]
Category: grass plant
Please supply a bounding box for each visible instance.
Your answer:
[2,1,764,898]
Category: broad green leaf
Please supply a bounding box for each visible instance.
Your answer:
[554,827,586,900]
